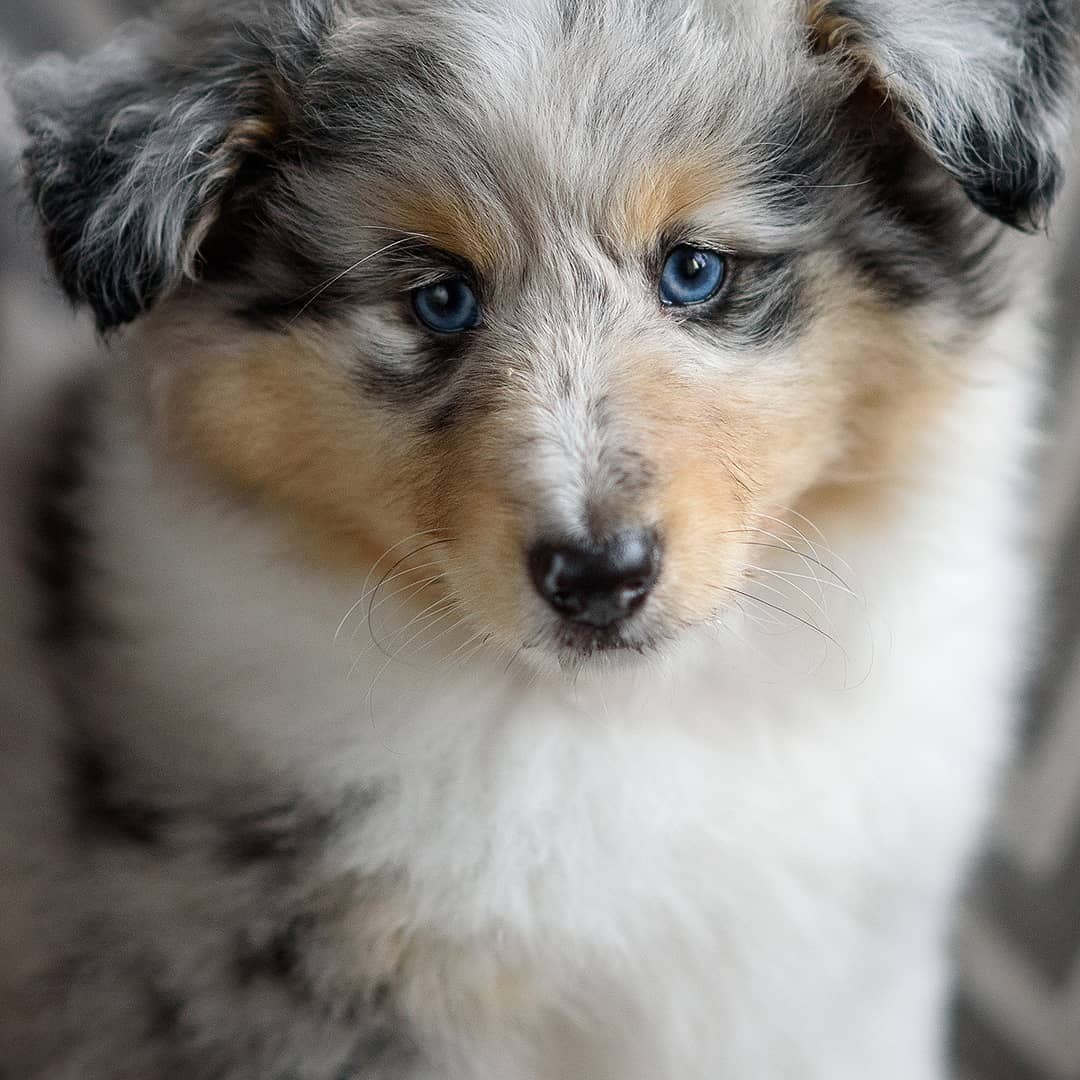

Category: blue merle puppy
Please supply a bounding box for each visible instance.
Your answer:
[0,0,1076,1077]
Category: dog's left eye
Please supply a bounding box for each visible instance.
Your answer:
[659,246,727,307]
[412,278,481,334]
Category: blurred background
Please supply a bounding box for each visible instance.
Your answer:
[2,4,1080,1078]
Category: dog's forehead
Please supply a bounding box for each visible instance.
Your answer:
[308,0,810,258]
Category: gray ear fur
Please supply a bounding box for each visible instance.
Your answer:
[810,0,1078,231]
[11,1,332,331]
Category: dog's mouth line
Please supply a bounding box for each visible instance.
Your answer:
[534,621,666,661]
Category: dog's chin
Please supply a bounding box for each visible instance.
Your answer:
[522,620,672,675]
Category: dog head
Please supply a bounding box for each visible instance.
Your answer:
[13,0,1076,665]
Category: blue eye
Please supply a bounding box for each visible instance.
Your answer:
[659,246,727,307]
[412,278,481,334]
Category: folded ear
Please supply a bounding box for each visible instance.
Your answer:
[809,0,1078,231]
[11,3,332,332]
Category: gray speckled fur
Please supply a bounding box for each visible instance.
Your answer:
[11,0,1074,336]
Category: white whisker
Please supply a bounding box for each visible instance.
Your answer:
[334,529,452,640]
[288,236,419,325]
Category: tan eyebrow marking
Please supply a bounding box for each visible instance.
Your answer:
[616,160,731,246]
[394,192,503,273]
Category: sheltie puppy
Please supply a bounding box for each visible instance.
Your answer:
[1,0,1075,1076]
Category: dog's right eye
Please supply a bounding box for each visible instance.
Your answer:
[659,246,727,308]
[411,278,481,334]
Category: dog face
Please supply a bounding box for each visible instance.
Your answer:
[14,0,1075,664]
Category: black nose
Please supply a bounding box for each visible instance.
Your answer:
[528,531,661,628]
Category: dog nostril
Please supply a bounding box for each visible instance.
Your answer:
[528,530,661,628]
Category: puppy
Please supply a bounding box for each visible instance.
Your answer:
[1,1,1075,1076]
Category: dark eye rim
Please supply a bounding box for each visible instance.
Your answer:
[658,244,732,311]
[410,276,483,335]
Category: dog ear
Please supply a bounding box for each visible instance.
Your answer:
[808,0,1078,231]
[11,3,333,332]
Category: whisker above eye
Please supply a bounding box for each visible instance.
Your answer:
[287,234,432,325]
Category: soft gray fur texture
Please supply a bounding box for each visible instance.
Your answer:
[13,0,1075,336]
[3,1,1077,1078]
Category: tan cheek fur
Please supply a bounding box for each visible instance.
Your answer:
[790,279,959,531]
[161,323,527,640]
[166,331,447,595]
[613,277,957,625]
[419,403,535,641]
[613,358,843,625]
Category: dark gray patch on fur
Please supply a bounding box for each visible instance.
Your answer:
[824,0,1078,232]
[71,744,172,846]
[221,786,382,866]
[941,0,1075,230]
[334,1027,421,1080]
[222,801,333,866]
[26,379,100,646]
[304,39,468,164]
[358,336,474,415]
[700,254,807,350]
[11,3,332,330]
[146,985,188,1042]
[105,872,422,1079]
[236,913,318,989]
[753,72,1014,320]
[829,134,1011,319]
